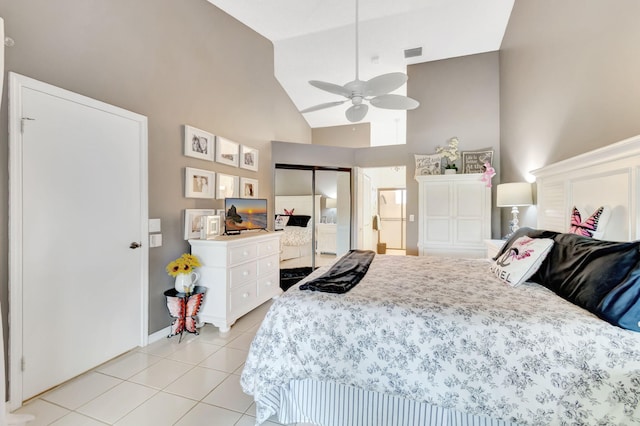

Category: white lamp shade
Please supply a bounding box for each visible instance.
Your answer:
[325,198,337,208]
[496,182,533,207]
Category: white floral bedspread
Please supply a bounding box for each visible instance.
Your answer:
[241,255,640,425]
[279,225,312,246]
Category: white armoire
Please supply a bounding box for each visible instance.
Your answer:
[416,174,491,258]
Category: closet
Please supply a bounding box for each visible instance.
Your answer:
[416,174,491,257]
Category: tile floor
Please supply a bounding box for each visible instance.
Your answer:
[13,300,298,426]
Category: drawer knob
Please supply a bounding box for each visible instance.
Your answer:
[243,270,249,276]
[266,281,272,286]
[267,262,272,267]
[243,251,249,256]
[243,292,250,298]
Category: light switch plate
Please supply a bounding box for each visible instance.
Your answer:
[149,234,162,247]
[149,218,161,233]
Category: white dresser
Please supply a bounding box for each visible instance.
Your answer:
[189,232,281,333]
[416,174,491,258]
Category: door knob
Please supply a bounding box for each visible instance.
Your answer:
[129,242,142,249]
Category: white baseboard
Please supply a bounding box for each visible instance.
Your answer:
[147,326,171,345]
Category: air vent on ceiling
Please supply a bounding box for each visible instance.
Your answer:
[404,47,423,59]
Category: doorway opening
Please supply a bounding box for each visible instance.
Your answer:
[361,166,406,256]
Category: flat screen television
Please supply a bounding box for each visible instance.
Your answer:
[224,198,268,234]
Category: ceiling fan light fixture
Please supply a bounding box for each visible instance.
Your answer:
[299,0,420,122]
[345,104,368,122]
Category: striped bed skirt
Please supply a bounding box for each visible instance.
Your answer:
[255,379,518,426]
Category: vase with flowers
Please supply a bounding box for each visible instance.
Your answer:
[166,253,202,294]
[436,136,460,174]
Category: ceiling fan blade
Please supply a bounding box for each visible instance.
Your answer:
[345,104,369,122]
[370,94,420,110]
[364,72,408,97]
[300,100,347,114]
[309,80,352,98]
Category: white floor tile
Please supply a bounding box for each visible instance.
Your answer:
[49,411,109,425]
[21,302,277,426]
[235,414,290,426]
[167,340,222,365]
[199,347,248,373]
[76,381,157,424]
[114,391,196,426]
[136,336,184,357]
[175,403,243,426]
[41,372,122,410]
[201,374,253,413]
[96,351,163,379]
[128,358,194,389]
[11,399,69,426]
[225,333,256,352]
[164,366,229,401]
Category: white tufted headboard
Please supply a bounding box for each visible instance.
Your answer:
[531,134,640,242]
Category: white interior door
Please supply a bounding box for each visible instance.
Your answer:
[9,73,149,405]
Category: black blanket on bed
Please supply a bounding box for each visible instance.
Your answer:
[299,250,375,294]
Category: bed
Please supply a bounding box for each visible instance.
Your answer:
[243,135,640,425]
[275,195,321,261]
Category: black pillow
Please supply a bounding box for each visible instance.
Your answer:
[496,228,640,332]
[284,215,311,227]
[531,232,640,332]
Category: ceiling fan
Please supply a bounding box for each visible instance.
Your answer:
[300,0,420,123]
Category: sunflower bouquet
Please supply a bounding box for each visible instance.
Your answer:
[166,253,202,277]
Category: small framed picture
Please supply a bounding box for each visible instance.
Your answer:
[216,209,225,225]
[414,154,442,176]
[215,137,240,167]
[184,125,214,161]
[185,167,215,199]
[184,209,216,239]
[461,150,494,174]
[240,177,259,199]
[240,145,259,171]
[216,173,239,199]
[201,215,221,239]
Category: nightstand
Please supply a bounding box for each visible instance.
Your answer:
[484,239,505,260]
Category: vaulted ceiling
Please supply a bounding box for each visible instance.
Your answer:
[208,0,514,145]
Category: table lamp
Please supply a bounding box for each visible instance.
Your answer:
[496,182,533,238]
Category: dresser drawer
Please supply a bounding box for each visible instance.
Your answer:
[257,272,280,298]
[229,244,257,266]
[229,282,256,315]
[229,261,257,288]
[257,238,279,256]
[257,254,279,276]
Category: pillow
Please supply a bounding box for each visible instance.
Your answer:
[492,227,560,260]
[598,266,640,332]
[490,236,554,287]
[531,233,640,314]
[284,208,295,215]
[568,205,611,239]
[284,215,311,227]
[274,215,290,231]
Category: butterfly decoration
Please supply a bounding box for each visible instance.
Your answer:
[569,206,604,237]
[284,208,295,215]
[166,289,205,341]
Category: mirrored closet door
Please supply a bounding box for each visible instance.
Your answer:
[274,165,351,277]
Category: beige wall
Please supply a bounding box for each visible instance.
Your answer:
[500,0,640,232]
[0,0,311,339]
[312,123,370,148]
[352,52,501,253]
